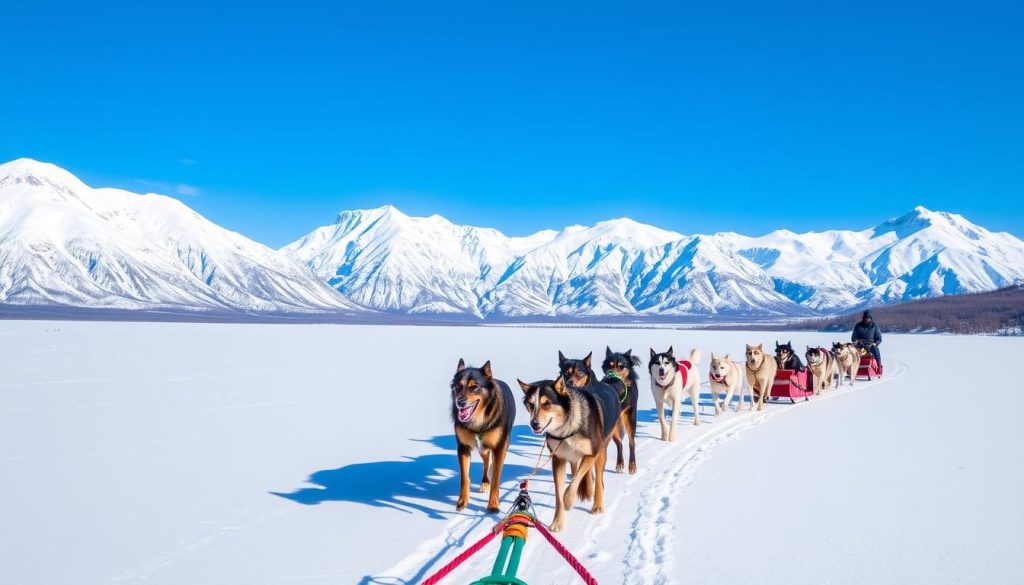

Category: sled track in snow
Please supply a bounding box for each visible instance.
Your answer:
[368,360,908,584]
[620,359,907,585]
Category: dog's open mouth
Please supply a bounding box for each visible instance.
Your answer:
[457,400,479,422]
[530,419,551,435]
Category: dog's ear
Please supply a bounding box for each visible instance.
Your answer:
[558,350,567,365]
[650,348,657,360]
[517,379,531,393]
[710,352,717,361]
[723,354,730,361]
[775,341,780,349]
[605,346,612,358]
[757,343,763,350]
[584,352,592,369]
[788,340,792,347]
[456,358,466,373]
[553,376,569,396]
[481,360,493,379]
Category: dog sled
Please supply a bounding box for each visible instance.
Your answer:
[857,356,883,380]
[769,368,814,403]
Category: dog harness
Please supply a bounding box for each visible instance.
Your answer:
[747,354,767,373]
[810,347,832,368]
[655,360,690,391]
[603,370,631,404]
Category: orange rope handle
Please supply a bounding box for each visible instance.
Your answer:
[502,513,532,540]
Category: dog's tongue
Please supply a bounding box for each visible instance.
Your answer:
[458,402,476,422]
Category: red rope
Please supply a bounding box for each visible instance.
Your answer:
[420,526,501,585]
[532,520,600,585]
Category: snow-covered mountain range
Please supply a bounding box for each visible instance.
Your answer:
[284,205,1024,319]
[2,158,1021,319]
[0,159,361,313]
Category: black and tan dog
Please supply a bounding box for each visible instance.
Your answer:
[558,350,627,475]
[774,341,805,372]
[600,347,640,474]
[450,359,515,513]
[518,375,620,532]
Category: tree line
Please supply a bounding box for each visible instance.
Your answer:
[802,285,1024,335]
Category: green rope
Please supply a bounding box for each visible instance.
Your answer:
[604,370,630,404]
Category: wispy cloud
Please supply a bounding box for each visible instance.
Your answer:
[134,179,201,197]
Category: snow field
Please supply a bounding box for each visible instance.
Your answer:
[0,321,1020,584]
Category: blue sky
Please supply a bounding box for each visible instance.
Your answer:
[2,1,1021,246]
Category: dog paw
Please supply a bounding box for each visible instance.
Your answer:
[455,497,468,511]
[590,504,604,515]
[549,517,564,532]
[562,489,576,510]
[615,463,624,473]
[486,503,500,514]
[478,482,490,493]
[628,462,637,474]
[693,419,701,426]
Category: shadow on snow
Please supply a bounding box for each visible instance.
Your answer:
[270,426,541,519]
[271,426,544,584]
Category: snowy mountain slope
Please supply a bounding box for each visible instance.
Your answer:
[724,206,1024,310]
[284,210,687,317]
[3,159,1021,319]
[286,204,1024,318]
[0,158,362,313]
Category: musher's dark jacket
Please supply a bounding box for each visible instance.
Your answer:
[852,321,882,346]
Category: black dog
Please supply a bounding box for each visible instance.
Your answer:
[557,351,624,488]
[600,347,640,474]
[774,341,805,372]
[450,359,515,513]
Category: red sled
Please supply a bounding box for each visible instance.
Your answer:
[770,368,814,403]
[857,356,883,380]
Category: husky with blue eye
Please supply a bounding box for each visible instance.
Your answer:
[450,359,515,513]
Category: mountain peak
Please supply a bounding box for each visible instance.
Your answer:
[336,204,407,223]
[0,158,86,190]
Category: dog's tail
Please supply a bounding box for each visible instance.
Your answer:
[688,347,702,365]
[577,471,594,502]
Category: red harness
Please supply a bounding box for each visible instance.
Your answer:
[676,359,691,389]
[811,347,832,368]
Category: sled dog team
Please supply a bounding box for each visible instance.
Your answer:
[450,342,867,531]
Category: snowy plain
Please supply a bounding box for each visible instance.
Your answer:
[0,320,1020,584]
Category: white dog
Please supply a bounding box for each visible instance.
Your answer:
[649,346,702,441]
[709,352,748,413]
